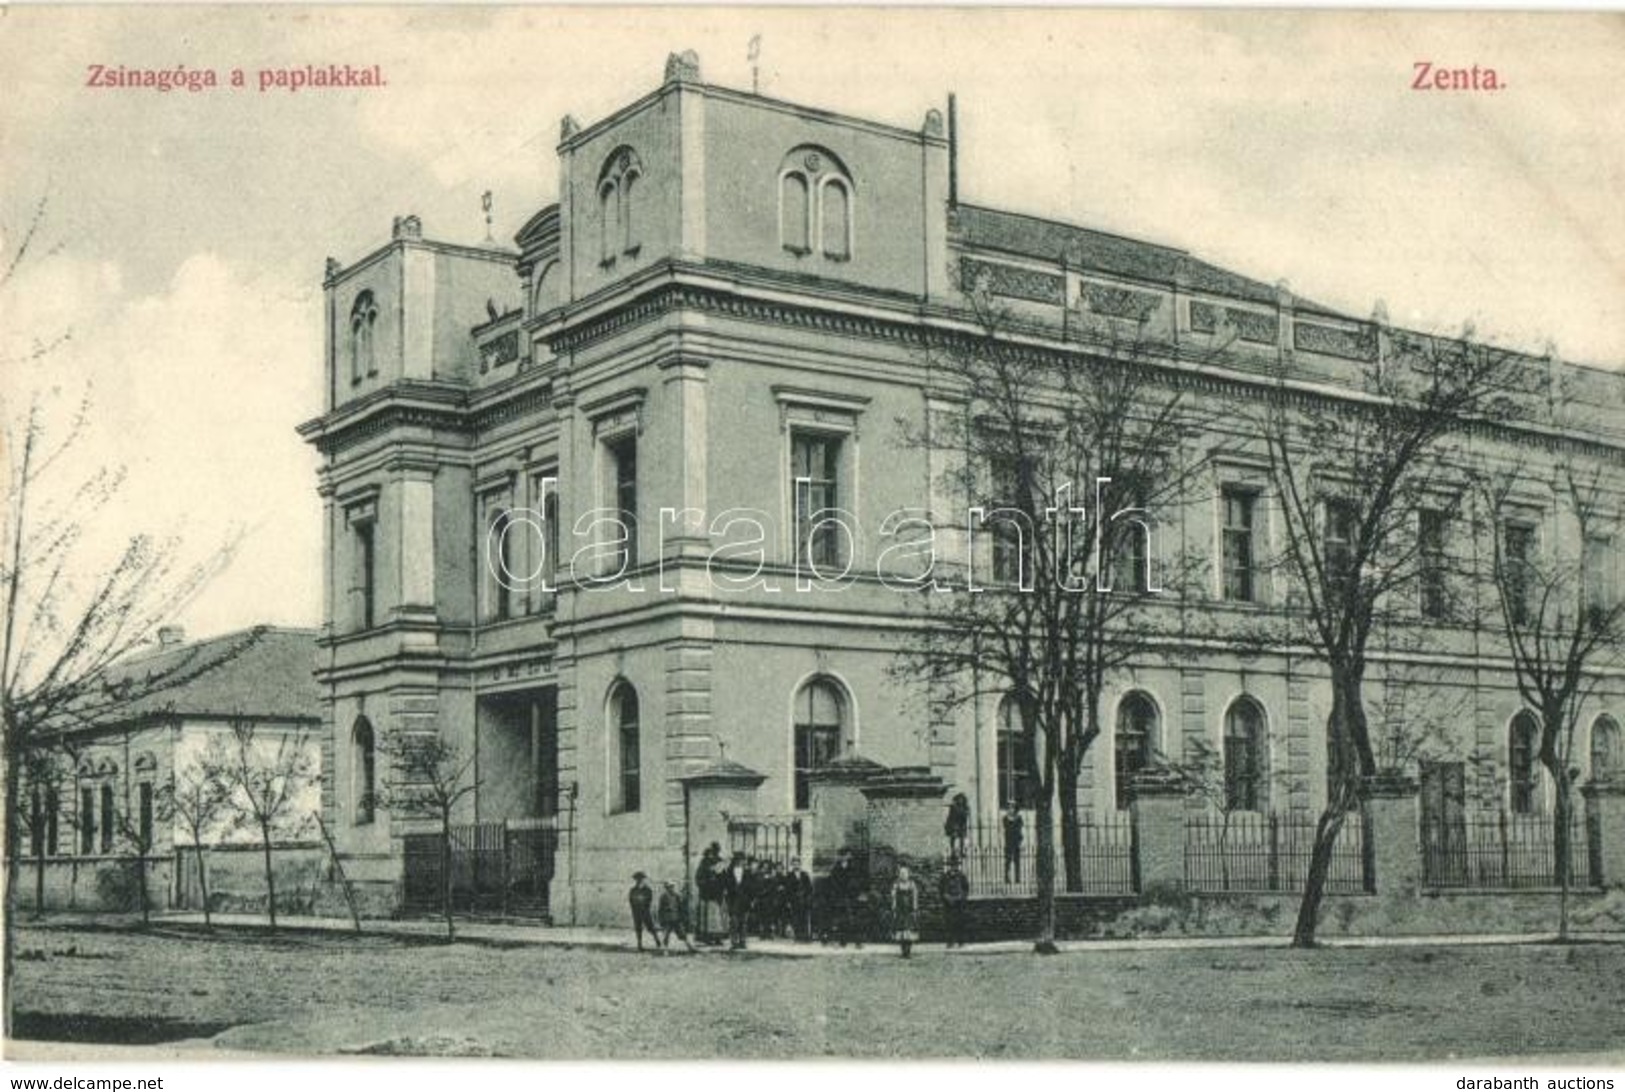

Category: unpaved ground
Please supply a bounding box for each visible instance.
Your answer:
[8,921,1625,1060]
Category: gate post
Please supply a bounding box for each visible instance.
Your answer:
[681,757,767,880]
[1129,767,1187,894]
[1364,771,1420,898]
[1581,780,1625,888]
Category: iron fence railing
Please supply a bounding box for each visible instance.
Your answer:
[1184,811,1372,895]
[1422,809,1599,891]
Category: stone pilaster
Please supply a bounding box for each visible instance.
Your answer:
[664,640,714,846]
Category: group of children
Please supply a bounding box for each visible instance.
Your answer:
[625,871,696,953]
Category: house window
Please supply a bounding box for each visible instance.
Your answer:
[779,146,854,262]
[1223,698,1267,812]
[46,786,59,856]
[1419,508,1449,620]
[1503,522,1537,627]
[1323,497,1358,595]
[794,678,847,811]
[99,783,114,852]
[610,681,640,814]
[484,501,515,621]
[1592,715,1621,781]
[80,787,95,854]
[353,519,377,631]
[1107,482,1152,593]
[1583,536,1614,630]
[137,782,154,849]
[349,290,378,384]
[792,432,842,570]
[1509,711,1540,815]
[997,693,1039,811]
[990,455,1036,586]
[1115,692,1158,811]
[1221,487,1258,602]
[821,179,851,261]
[28,788,43,858]
[597,146,644,265]
[353,717,376,825]
[598,181,617,265]
[780,172,810,254]
[606,434,638,571]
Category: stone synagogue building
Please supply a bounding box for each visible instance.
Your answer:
[299,53,1625,927]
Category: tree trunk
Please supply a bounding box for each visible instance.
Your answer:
[1033,796,1058,954]
[196,842,213,928]
[1292,676,1369,948]
[260,826,278,930]
[1057,780,1083,894]
[136,851,150,928]
[1292,799,1349,948]
[4,747,21,1038]
[34,843,46,921]
[441,809,456,941]
[1549,760,1572,942]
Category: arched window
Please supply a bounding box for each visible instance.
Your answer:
[619,169,639,254]
[1509,711,1540,814]
[1592,715,1622,782]
[1115,692,1159,811]
[349,290,377,384]
[597,146,644,265]
[598,181,618,265]
[794,678,846,810]
[1223,698,1267,812]
[779,146,853,262]
[997,692,1038,811]
[820,178,851,261]
[610,681,641,813]
[353,717,376,825]
[780,171,810,254]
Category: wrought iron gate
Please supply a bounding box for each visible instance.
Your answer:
[403,816,571,919]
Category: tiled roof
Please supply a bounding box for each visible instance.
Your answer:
[953,203,1338,313]
[92,626,321,726]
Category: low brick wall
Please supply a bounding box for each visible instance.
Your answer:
[15,856,174,914]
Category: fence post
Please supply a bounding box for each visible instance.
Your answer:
[1129,768,1187,894]
[1498,809,1510,885]
[1363,772,1419,899]
[1267,813,1281,892]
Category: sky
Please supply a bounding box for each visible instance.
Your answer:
[2,7,1622,642]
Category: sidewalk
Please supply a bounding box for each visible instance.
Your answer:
[143,910,1623,956]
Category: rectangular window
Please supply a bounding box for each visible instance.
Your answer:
[100,783,114,853]
[990,455,1035,586]
[354,520,377,631]
[1323,498,1358,594]
[1419,509,1449,620]
[138,782,154,849]
[29,789,43,858]
[80,787,95,854]
[482,496,514,622]
[1504,522,1536,626]
[46,786,59,856]
[1108,482,1151,593]
[793,432,842,569]
[607,435,638,571]
[1221,487,1258,602]
[1584,536,1614,629]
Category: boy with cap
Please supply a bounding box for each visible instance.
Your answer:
[628,871,659,951]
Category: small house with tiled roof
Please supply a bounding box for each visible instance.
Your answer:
[18,625,323,912]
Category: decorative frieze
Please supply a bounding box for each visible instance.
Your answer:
[1295,320,1378,362]
[1082,282,1163,321]
[1190,300,1278,344]
[960,257,1065,305]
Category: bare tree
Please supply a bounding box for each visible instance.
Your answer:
[1255,324,1519,946]
[202,719,317,930]
[1,195,237,1031]
[1478,460,1625,939]
[110,784,161,928]
[159,761,229,928]
[15,742,74,919]
[892,288,1214,952]
[376,732,478,940]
